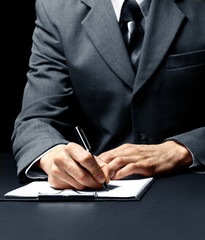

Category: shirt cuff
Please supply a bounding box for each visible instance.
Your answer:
[25,144,66,180]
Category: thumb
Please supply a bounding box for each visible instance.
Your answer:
[95,157,115,183]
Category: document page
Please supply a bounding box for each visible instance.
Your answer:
[5,176,154,200]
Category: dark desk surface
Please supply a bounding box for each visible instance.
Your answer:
[0,152,205,240]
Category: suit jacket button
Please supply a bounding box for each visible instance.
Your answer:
[139,133,148,144]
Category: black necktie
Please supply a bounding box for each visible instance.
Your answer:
[119,0,144,73]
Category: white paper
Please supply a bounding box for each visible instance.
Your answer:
[5,177,154,199]
[5,181,60,198]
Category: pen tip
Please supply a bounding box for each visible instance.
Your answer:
[102,181,109,191]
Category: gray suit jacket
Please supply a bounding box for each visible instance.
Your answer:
[12,0,205,179]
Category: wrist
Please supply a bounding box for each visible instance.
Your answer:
[166,141,193,167]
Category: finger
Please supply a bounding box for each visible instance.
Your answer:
[68,143,106,184]
[112,163,139,179]
[98,144,133,163]
[98,151,116,163]
[107,155,146,179]
[112,160,157,179]
[48,163,87,190]
[65,162,102,189]
[94,157,114,182]
[81,155,106,185]
[55,148,102,189]
[48,176,77,190]
[108,156,133,170]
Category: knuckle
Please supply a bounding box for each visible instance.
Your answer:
[115,156,124,165]
[146,161,156,175]
[80,152,93,165]
[122,143,131,149]
[128,163,137,172]
[53,151,66,165]
[139,160,156,176]
[50,165,60,177]
[66,142,76,150]
[104,152,115,161]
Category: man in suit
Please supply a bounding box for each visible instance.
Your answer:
[12,0,205,190]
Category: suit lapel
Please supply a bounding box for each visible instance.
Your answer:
[81,0,135,89]
[133,0,185,95]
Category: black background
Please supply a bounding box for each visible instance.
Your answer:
[1,1,36,151]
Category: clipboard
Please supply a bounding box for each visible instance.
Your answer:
[4,176,155,201]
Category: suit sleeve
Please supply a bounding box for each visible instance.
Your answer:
[11,0,75,180]
[165,127,205,173]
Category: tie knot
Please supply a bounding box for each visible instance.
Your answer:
[119,0,143,24]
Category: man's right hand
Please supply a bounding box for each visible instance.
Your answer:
[37,142,114,190]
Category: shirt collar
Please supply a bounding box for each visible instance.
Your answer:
[111,0,151,22]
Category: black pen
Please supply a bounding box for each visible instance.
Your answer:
[74,126,108,191]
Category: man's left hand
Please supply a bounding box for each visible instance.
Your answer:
[98,141,193,179]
